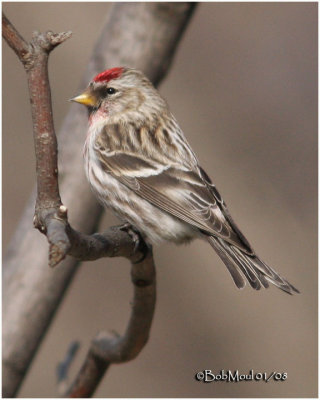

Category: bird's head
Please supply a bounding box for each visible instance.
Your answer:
[71,67,166,119]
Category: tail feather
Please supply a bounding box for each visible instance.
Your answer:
[208,236,246,289]
[230,245,268,290]
[232,246,270,289]
[207,236,299,295]
[215,238,262,290]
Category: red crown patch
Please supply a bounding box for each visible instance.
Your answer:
[93,67,124,83]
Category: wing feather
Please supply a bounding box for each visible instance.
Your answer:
[97,150,252,253]
[93,137,298,294]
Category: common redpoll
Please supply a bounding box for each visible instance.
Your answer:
[72,67,298,294]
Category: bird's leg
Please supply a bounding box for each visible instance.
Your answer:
[119,223,150,263]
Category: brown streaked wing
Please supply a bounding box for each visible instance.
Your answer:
[97,151,253,253]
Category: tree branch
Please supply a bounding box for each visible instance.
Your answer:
[61,249,156,397]
[3,14,147,269]
[2,13,30,63]
[3,11,153,397]
[3,3,197,397]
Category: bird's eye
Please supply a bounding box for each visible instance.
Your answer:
[107,87,116,95]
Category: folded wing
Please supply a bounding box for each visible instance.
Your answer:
[97,150,253,252]
[95,149,299,294]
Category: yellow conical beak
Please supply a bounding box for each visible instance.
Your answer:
[70,91,98,107]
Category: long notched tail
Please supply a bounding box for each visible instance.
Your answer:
[207,236,299,295]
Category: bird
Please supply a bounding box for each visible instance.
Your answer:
[71,67,298,295]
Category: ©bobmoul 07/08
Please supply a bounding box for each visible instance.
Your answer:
[71,66,299,295]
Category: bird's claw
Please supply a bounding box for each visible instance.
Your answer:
[119,223,149,263]
[119,223,141,252]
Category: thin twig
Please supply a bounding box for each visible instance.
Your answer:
[2,13,30,63]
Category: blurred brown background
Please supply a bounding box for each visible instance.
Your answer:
[3,2,317,398]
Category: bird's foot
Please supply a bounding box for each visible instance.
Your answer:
[119,223,150,263]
